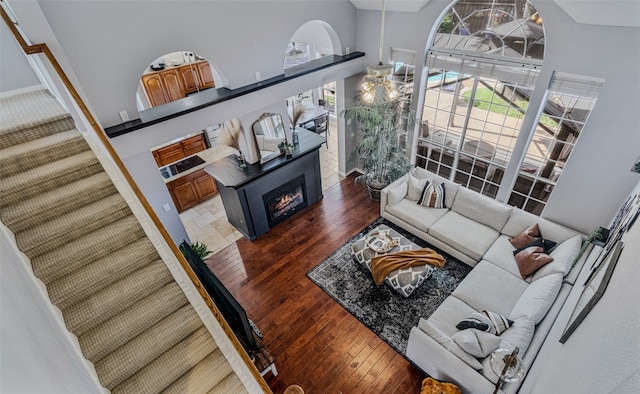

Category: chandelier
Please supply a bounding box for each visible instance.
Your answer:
[360,0,399,103]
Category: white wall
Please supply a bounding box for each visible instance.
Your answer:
[0,226,103,393]
[523,179,640,393]
[0,20,39,92]
[12,0,358,128]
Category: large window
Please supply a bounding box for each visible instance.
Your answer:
[508,72,603,213]
[390,48,416,150]
[418,1,603,215]
[418,69,537,198]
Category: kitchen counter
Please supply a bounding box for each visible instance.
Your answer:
[160,145,236,183]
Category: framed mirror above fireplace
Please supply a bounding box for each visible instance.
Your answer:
[252,112,285,163]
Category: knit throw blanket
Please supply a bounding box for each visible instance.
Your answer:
[370,248,446,285]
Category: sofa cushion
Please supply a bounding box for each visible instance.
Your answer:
[411,167,460,208]
[450,188,512,232]
[481,317,535,384]
[500,317,535,353]
[385,199,449,233]
[502,209,583,244]
[429,211,501,261]
[530,235,582,282]
[513,239,554,279]
[407,173,427,201]
[418,318,483,370]
[509,273,563,324]
[456,310,514,335]
[482,235,522,278]
[452,329,501,358]
[427,296,477,337]
[418,181,446,208]
[387,180,408,207]
[452,260,528,316]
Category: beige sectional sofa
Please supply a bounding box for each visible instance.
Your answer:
[380,167,587,393]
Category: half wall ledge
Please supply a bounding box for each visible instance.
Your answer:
[104,52,365,138]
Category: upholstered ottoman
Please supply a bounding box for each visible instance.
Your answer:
[351,224,436,297]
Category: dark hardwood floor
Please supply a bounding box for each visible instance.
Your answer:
[205,174,426,394]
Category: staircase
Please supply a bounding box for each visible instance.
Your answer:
[0,88,250,393]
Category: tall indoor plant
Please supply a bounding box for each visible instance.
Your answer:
[342,95,415,200]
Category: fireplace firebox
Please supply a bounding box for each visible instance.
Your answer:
[263,175,307,227]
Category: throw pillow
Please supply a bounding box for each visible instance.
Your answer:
[509,223,557,252]
[513,238,554,279]
[407,174,427,201]
[456,310,514,335]
[418,181,446,208]
[509,223,540,249]
[452,329,501,358]
[387,181,408,207]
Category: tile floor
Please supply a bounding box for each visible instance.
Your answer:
[180,119,343,255]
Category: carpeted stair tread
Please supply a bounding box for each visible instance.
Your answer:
[64,261,175,336]
[1,87,250,393]
[1,172,117,233]
[95,305,205,388]
[0,128,89,176]
[162,349,237,394]
[0,88,75,149]
[49,238,160,309]
[80,283,189,362]
[31,215,146,284]
[110,327,217,393]
[0,150,103,206]
[207,371,248,394]
[15,193,133,258]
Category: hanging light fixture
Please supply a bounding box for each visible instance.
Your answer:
[360,0,399,103]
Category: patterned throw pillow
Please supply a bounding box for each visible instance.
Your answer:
[418,181,446,208]
[456,310,514,335]
[513,238,554,279]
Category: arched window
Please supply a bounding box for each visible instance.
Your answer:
[417,0,602,215]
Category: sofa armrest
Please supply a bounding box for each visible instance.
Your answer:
[407,327,499,393]
[380,173,409,216]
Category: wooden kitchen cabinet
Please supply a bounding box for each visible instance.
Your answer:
[155,143,186,167]
[195,61,215,89]
[141,73,169,107]
[160,69,185,102]
[142,60,214,107]
[182,134,207,157]
[167,169,217,212]
[152,133,207,167]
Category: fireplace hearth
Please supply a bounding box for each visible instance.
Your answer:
[263,175,307,227]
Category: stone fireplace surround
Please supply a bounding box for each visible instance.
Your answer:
[205,130,325,240]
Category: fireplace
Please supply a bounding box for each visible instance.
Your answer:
[263,175,307,227]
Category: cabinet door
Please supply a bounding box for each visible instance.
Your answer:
[160,69,185,102]
[169,180,198,212]
[178,65,200,94]
[156,143,184,166]
[193,171,217,200]
[182,134,207,156]
[196,61,215,89]
[141,74,169,107]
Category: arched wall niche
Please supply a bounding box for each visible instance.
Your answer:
[136,50,229,111]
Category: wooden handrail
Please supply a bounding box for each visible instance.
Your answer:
[0,6,272,393]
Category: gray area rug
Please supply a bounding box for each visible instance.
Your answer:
[307,217,472,354]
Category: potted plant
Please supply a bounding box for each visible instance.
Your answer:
[341,96,414,200]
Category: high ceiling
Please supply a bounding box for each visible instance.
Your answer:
[349,0,640,28]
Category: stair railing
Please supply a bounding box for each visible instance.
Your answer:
[0,5,271,393]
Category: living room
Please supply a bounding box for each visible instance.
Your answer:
[1,1,639,393]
